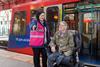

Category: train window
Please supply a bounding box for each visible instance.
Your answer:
[0,21,2,35]
[4,21,8,35]
[12,11,26,35]
[63,3,78,30]
[46,6,59,36]
[83,12,95,34]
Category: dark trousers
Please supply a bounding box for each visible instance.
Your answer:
[32,47,47,67]
[48,52,73,67]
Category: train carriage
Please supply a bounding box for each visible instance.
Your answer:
[8,0,79,55]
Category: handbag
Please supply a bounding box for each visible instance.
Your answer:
[30,30,44,47]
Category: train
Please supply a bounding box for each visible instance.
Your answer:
[8,0,80,55]
[8,0,100,66]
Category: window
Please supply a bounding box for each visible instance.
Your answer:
[12,11,26,35]
[46,6,59,36]
[0,21,9,36]
[0,21,3,35]
[83,12,95,34]
[63,3,78,30]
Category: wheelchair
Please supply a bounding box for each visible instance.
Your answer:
[47,31,83,67]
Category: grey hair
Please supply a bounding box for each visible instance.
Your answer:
[59,21,69,29]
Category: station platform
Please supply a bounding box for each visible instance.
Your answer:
[0,49,34,67]
[0,48,100,67]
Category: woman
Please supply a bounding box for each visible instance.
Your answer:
[48,21,74,67]
[30,11,50,67]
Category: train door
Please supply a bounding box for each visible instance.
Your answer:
[44,5,62,36]
[79,10,100,58]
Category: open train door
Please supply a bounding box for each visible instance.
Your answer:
[78,7,100,66]
[44,5,62,37]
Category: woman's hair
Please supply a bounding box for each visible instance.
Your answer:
[36,11,44,21]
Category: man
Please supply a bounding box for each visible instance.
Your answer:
[48,21,74,67]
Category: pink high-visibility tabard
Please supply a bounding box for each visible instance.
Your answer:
[30,22,44,47]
